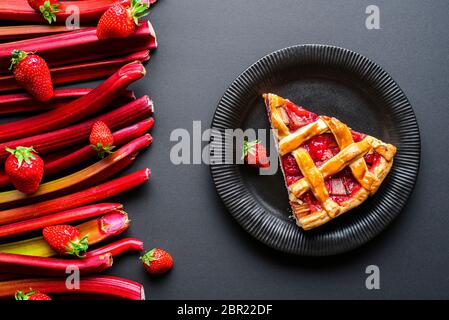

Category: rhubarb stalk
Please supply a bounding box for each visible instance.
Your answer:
[0,50,150,92]
[0,21,156,72]
[0,88,135,115]
[0,203,122,240]
[0,276,144,300]
[0,119,153,187]
[0,169,150,226]
[0,211,130,257]
[86,238,144,257]
[0,62,145,142]
[0,0,151,24]
[0,135,152,207]
[0,96,154,162]
[0,253,113,277]
[0,25,78,42]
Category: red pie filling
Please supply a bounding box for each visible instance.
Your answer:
[278,102,382,213]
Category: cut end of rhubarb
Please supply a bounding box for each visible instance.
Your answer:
[99,211,130,236]
[147,97,154,113]
[101,253,114,267]
[119,61,146,78]
[146,20,157,46]
[140,286,146,300]
[144,168,151,180]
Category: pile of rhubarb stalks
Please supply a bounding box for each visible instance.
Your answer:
[0,0,160,300]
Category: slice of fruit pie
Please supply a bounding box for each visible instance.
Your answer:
[263,93,397,230]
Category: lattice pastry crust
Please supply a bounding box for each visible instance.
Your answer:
[264,93,397,230]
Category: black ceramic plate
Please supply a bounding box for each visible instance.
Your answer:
[209,45,420,256]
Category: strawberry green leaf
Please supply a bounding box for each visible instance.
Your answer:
[241,140,259,160]
[40,1,61,25]
[5,146,37,168]
[65,235,89,258]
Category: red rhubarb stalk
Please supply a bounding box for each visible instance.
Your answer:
[0,61,145,142]
[0,211,130,257]
[0,253,113,277]
[0,135,152,207]
[73,150,143,198]
[0,21,156,72]
[0,50,150,92]
[0,0,151,24]
[47,119,153,174]
[0,119,153,187]
[0,88,135,115]
[0,96,154,162]
[86,238,144,257]
[0,25,78,42]
[0,169,150,226]
[0,276,144,300]
[0,203,122,240]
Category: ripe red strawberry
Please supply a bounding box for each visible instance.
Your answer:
[43,225,89,257]
[15,289,51,300]
[96,0,150,39]
[140,248,173,275]
[27,0,60,24]
[89,121,115,158]
[9,50,54,102]
[242,140,270,168]
[5,146,44,195]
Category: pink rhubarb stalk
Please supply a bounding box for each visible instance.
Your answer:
[0,20,156,72]
[0,276,144,300]
[0,61,145,142]
[0,135,152,207]
[0,253,113,277]
[0,119,154,187]
[0,96,154,162]
[0,203,122,240]
[0,50,150,92]
[0,0,152,24]
[0,169,150,226]
[0,88,135,115]
[86,238,144,257]
[0,211,130,257]
[0,25,78,42]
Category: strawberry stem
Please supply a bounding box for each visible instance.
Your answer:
[4,146,37,168]
[15,288,37,300]
[241,140,259,160]
[139,248,156,266]
[39,1,60,25]
[9,49,29,71]
[91,143,115,159]
[65,234,89,257]
[129,0,150,25]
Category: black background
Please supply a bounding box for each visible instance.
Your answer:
[7,0,449,299]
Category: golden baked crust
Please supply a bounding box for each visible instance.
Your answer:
[264,93,397,230]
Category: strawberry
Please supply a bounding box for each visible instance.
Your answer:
[9,50,54,102]
[15,289,51,301]
[27,0,60,24]
[89,121,115,158]
[43,225,89,257]
[242,140,270,168]
[140,248,173,275]
[96,0,150,39]
[4,146,44,195]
